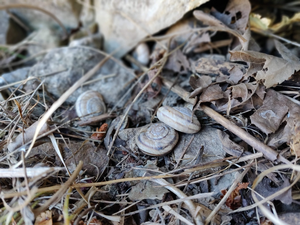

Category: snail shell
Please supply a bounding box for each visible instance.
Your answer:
[135,123,179,156]
[75,90,106,119]
[157,106,201,134]
[133,43,150,65]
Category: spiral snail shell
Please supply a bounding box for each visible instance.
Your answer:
[75,90,106,119]
[157,106,201,134]
[133,43,150,65]
[135,123,179,156]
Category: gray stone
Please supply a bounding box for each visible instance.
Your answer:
[29,47,136,105]
[173,127,226,167]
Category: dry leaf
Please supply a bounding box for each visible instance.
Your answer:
[192,55,245,77]
[215,82,257,113]
[193,10,247,44]
[189,75,212,98]
[230,50,300,88]
[221,182,249,210]
[164,47,190,73]
[200,84,225,102]
[290,121,300,156]
[91,123,108,140]
[218,130,246,157]
[212,0,251,34]
[160,17,211,54]
[250,90,289,134]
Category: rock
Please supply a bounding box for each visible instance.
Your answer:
[0,0,81,30]
[29,47,135,105]
[94,0,209,58]
[27,27,61,58]
[209,171,240,193]
[278,212,300,224]
[173,127,226,167]
[0,67,30,86]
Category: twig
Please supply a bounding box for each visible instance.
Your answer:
[33,161,83,215]
[107,51,168,156]
[205,166,250,224]
[153,178,204,225]
[162,79,291,165]
[201,105,291,165]
[12,53,113,168]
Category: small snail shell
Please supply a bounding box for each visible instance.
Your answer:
[76,90,106,119]
[135,123,178,156]
[157,106,201,134]
[133,43,150,65]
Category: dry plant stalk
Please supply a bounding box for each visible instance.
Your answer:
[162,79,291,165]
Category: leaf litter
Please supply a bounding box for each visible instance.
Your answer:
[1,0,300,224]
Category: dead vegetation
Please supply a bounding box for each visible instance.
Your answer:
[1,0,300,224]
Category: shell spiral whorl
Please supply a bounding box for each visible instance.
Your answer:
[135,123,178,156]
[157,106,201,134]
[75,90,106,119]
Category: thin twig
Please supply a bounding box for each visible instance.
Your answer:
[162,79,291,165]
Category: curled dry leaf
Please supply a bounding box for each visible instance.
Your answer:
[91,123,109,140]
[230,50,300,88]
[212,0,251,34]
[200,84,225,103]
[221,182,249,210]
[193,10,246,43]
[189,75,212,98]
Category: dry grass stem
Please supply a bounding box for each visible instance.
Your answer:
[0,167,63,178]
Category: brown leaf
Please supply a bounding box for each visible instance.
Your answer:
[230,50,300,88]
[91,123,108,140]
[250,90,289,134]
[290,121,300,156]
[216,82,257,113]
[200,84,225,102]
[192,55,245,77]
[221,182,249,210]
[164,47,190,73]
[212,0,251,34]
[189,75,212,97]
[193,10,247,42]
[264,90,300,149]
[228,66,244,84]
